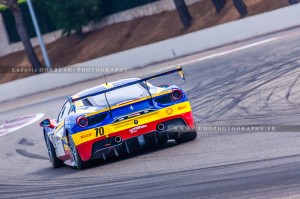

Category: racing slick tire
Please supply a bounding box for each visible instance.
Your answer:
[44,133,64,168]
[68,136,86,170]
[175,130,197,144]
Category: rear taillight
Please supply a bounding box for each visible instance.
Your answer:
[76,116,88,128]
[172,89,183,100]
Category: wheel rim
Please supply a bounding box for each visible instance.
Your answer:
[69,137,78,166]
[45,136,54,163]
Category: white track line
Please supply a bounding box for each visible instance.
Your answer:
[194,37,279,62]
[0,113,45,137]
[160,37,280,71]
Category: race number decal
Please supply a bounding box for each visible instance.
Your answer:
[95,127,105,137]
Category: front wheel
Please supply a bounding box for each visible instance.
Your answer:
[68,135,86,170]
[175,130,197,144]
[44,133,64,168]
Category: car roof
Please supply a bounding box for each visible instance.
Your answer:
[72,78,141,98]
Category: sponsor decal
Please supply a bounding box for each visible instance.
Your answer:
[166,108,173,115]
[129,125,147,134]
[0,113,44,137]
[178,105,187,110]
[113,109,156,123]
[130,105,134,110]
[134,120,139,125]
[115,122,132,129]
[128,112,141,118]
[81,133,92,139]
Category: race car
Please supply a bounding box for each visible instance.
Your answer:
[40,66,197,170]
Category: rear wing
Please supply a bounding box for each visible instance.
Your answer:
[68,66,185,112]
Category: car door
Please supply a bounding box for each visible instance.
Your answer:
[53,102,71,158]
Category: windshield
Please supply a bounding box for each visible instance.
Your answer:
[87,83,149,108]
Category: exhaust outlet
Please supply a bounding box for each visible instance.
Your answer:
[115,136,122,143]
[157,123,165,131]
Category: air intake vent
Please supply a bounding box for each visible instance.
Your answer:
[87,113,107,126]
[154,93,173,104]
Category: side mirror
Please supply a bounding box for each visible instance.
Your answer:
[39,119,56,129]
[40,119,50,127]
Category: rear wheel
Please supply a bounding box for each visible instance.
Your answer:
[44,133,64,168]
[175,130,197,144]
[68,135,86,170]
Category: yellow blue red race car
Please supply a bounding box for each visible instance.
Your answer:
[40,66,197,169]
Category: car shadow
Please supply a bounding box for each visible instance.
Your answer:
[27,139,196,178]
[84,140,179,169]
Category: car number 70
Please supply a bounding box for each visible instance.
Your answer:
[95,127,105,137]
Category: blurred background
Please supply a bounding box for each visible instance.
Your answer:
[0,0,298,84]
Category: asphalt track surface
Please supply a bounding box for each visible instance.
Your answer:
[1,28,300,199]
